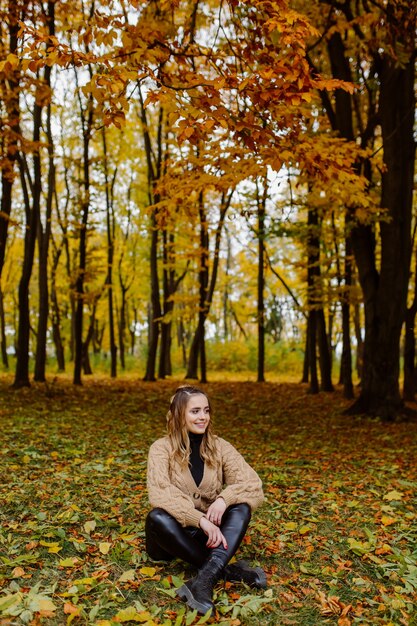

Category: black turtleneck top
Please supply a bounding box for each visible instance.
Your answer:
[189,432,204,486]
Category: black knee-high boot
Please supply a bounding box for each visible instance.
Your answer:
[176,503,255,614]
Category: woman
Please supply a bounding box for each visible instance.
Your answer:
[146,385,266,614]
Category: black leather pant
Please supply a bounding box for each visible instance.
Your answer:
[145,503,251,568]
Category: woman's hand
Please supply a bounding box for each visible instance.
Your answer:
[199,515,228,549]
[206,497,227,526]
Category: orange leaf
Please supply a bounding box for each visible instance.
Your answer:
[64,603,81,615]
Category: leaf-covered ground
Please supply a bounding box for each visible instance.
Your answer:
[1,375,416,626]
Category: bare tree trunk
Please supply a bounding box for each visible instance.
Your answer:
[102,127,117,377]
[144,210,161,381]
[317,309,333,391]
[186,191,233,380]
[308,310,319,393]
[50,242,65,371]
[256,178,267,383]
[306,204,333,393]
[139,89,163,381]
[118,282,127,370]
[82,302,97,376]
[0,0,20,282]
[34,2,55,381]
[340,235,354,398]
[349,41,415,419]
[73,71,94,385]
[0,289,8,368]
[14,82,43,388]
[301,317,309,384]
[198,193,209,383]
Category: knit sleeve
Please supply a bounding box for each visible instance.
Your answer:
[217,439,264,511]
[146,438,205,528]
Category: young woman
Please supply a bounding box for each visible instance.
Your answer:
[146,385,266,614]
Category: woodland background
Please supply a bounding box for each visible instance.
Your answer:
[0,0,416,419]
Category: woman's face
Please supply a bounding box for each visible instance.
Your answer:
[184,393,210,434]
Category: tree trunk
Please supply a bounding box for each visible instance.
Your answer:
[301,318,309,383]
[403,305,416,401]
[33,0,55,382]
[308,310,319,393]
[0,289,8,368]
[340,235,354,398]
[140,87,163,382]
[198,193,209,383]
[144,210,161,381]
[257,179,266,383]
[306,204,332,392]
[13,92,43,388]
[158,231,173,378]
[186,191,233,380]
[0,1,20,281]
[118,282,127,370]
[402,223,417,400]
[73,81,94,385]
[349,47,415,419]
[50,241,65,371]
[353,297,364,382]
[82,304,97,376]
[102,127,117,378]
[317,309,333,391]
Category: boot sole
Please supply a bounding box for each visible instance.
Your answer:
[176,584,213,615]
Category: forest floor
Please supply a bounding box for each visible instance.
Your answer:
[0,375,416,626]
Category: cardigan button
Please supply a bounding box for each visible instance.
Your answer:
[193,492,199,499]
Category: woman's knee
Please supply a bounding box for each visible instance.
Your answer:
[146,508,181,537]
[230,502,251,524]
[147,508,171,525]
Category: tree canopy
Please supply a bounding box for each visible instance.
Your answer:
[0,0,416,418]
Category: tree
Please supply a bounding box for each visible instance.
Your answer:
[73,59,95,385]
[102,126,118,378]
[185,189,233,381]
[13,1,47,387]
[0,0,20,284]
[34,0,56,382]
[256,177,267,383]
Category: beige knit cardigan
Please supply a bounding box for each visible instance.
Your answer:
[147,435,264,527]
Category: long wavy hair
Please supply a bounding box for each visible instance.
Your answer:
[167,385,218,467]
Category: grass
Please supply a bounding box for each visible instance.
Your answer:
[0,373,416,625]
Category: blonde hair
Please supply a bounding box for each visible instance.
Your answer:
[167,385,217,467]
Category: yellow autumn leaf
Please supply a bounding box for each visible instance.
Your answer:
[73,577,97,586]
[40,541,61,553]
[381,516,397,526]
[84,520,96,534]
[99,542,112,554]
[383,490,404,501]
[118,569,136,582]
[59,557,79,567]
[37,598,57,612]
[139,566,156,577]
[28,595,57,612]
[115,606,154,622]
